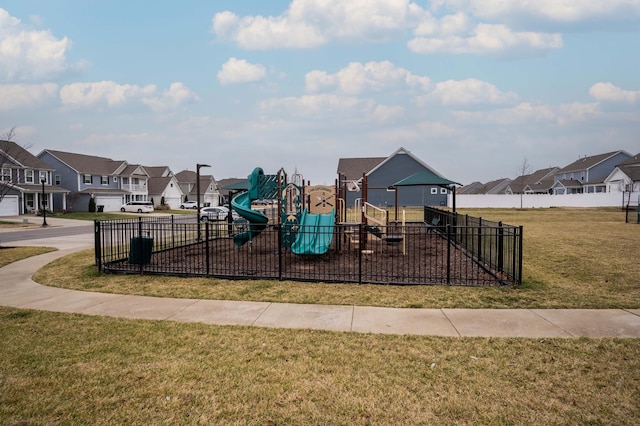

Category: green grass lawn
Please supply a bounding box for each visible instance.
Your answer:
[2,207,640,424]
[2,307,639,425]
[34,207,640,309]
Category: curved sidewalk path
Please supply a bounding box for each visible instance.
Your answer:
[1,219,640,338]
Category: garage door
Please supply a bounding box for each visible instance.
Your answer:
[164,197,181,209]
[0,195,19,216]
[95,196,122,212]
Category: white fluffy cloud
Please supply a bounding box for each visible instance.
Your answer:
[217,57,266,85]
[60,81,198,111]
[306,61,431,94]
[409,23,562,56]
[427,79,519,105]
[0,83,58,110]
[451,101,600,126]
[142,82,200,112]
[305,61,515,107]
[589,82,639,105]
[433,0,640,26]
[211,0,638,58]
[259,94,375,120]
[60,81,156,108]
[212,0,423,49]
[0,8,76,81]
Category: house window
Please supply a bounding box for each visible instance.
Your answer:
[430,188,437,194]
[0,168,10,182]
[25,170,34,183]
[39,171,47,183]
[101,176,108,185]
[55,175,61,185]
[440,188,448,194]
[84,174,92,184]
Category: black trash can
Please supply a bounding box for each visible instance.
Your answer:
[129,236,153,265]
[97,205,104,212]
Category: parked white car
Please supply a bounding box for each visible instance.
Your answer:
[180,201,200,209]
[199,206,241,222]
[120,201,154,213]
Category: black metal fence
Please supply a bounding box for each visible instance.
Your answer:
[95,211,522,286]
[424,207,523,285]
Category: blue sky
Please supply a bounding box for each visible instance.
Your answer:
[1,1,639,185]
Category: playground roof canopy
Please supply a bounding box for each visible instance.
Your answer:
[389,171,461,188]
[219,179,249,191]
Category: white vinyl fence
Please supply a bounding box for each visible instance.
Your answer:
[451,192,640,209]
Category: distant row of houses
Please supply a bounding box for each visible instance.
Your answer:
[459,150,640,196]
[2,142,638,216]
[0,140,228,216]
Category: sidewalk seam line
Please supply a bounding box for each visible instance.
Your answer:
[252,302,272,326]
[165,298,202,321]
[440,309,461,337]
[529,309,575,337]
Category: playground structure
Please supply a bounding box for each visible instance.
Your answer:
[336,172,407,256]
[95,165,522,287]
[229,167,337,255]
[228,167,408,256]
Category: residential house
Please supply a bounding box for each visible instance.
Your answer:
[507,167,559,195]
[145,166,184,209]
[118,164,151,205]
[461,178,511,195]
[552,150,632,195]
[604,153,640,196]
[337,147,457,207]
[175,170,222,207]
[38,150,149,212]
[0,140,68,216]
[457,181,484,195]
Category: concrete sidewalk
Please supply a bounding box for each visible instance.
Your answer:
[1,222,640,338]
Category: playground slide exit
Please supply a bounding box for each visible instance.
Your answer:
[291,209,335,255]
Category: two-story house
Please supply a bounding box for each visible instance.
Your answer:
[145,166,184,209]
[175,170,222,207]
[337,147,457,207]
[552,150,632,194]
[38,150,150,212]
[0,140,68,216]
[604,153,640,193]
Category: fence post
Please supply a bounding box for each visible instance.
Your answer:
[205,221,210,276]
[138,217,144,274]
[94,220,101,269]
[171,214,175,248]
[358,223,363,284]
[497,221,504,272]
[517,225,523,285]
[446,224,451,285]
[277,224,283,280]
[477,217,482,259]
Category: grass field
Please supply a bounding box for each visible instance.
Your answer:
[2,207,640,424]
[33,207,640,309]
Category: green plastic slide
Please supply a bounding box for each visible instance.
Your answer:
[231,190,269,247]
[291,209,335,255]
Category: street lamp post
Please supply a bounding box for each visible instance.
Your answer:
[41,178,48,227]
[196,163,210,239]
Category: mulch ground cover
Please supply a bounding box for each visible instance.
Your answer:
[107,224,503,286]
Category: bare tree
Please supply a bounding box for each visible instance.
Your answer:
[516,157,532,209]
